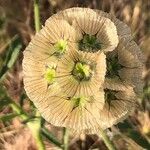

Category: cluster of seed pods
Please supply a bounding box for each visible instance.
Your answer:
[23,8,144,134]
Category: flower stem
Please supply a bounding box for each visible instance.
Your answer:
[27,119,45,150]
[99,128,116,150]
[41,127,63,148]
[10,101,45,150]
[30,1,45,149]
[34,133,45,150]
[34,0,41,32]
[9,99,62,148]
[63,128,69,150]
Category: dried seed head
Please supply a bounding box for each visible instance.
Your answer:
[56,50,106,97]
[23,7,144,134]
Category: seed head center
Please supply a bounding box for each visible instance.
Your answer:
[79,34,101,52]
[72,96,87,108]
[54,39,68,55]
[72,62,93,81]
[44,68,56,84]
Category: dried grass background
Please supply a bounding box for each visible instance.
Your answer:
[0,0,149,150]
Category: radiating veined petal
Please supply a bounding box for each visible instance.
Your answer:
[99,80,136,129]
[117,40,145,68]
[56,50,106,97]
[104,78,133,91]
[45,19,82,43]
[119,68,144,95]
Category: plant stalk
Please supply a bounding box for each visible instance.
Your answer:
[10,102,45,150]
[99,128,116,150]
[41,127,63,148]
[33,1,45,149]
[27,119,45,150]
[63,128,69,150]
[9,100,62,148]
[34,0,41,32]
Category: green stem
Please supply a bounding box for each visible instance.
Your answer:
[27,120,45,150]
[0,113,19,122]
[63,128,69,150]
[33,1,45,149]
[10,100,62,149]
[34,0,41,32]
[34,132,45,150]
[41,127,62,148]
[10,101,28,120]
[10,101,45,150]
[99,128,116,150]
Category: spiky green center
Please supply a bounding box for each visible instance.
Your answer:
[54,39,67,55]
[72,96,87,108]
[44,68,56,84]
[79,34,101,52]
[72,62,92,81]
